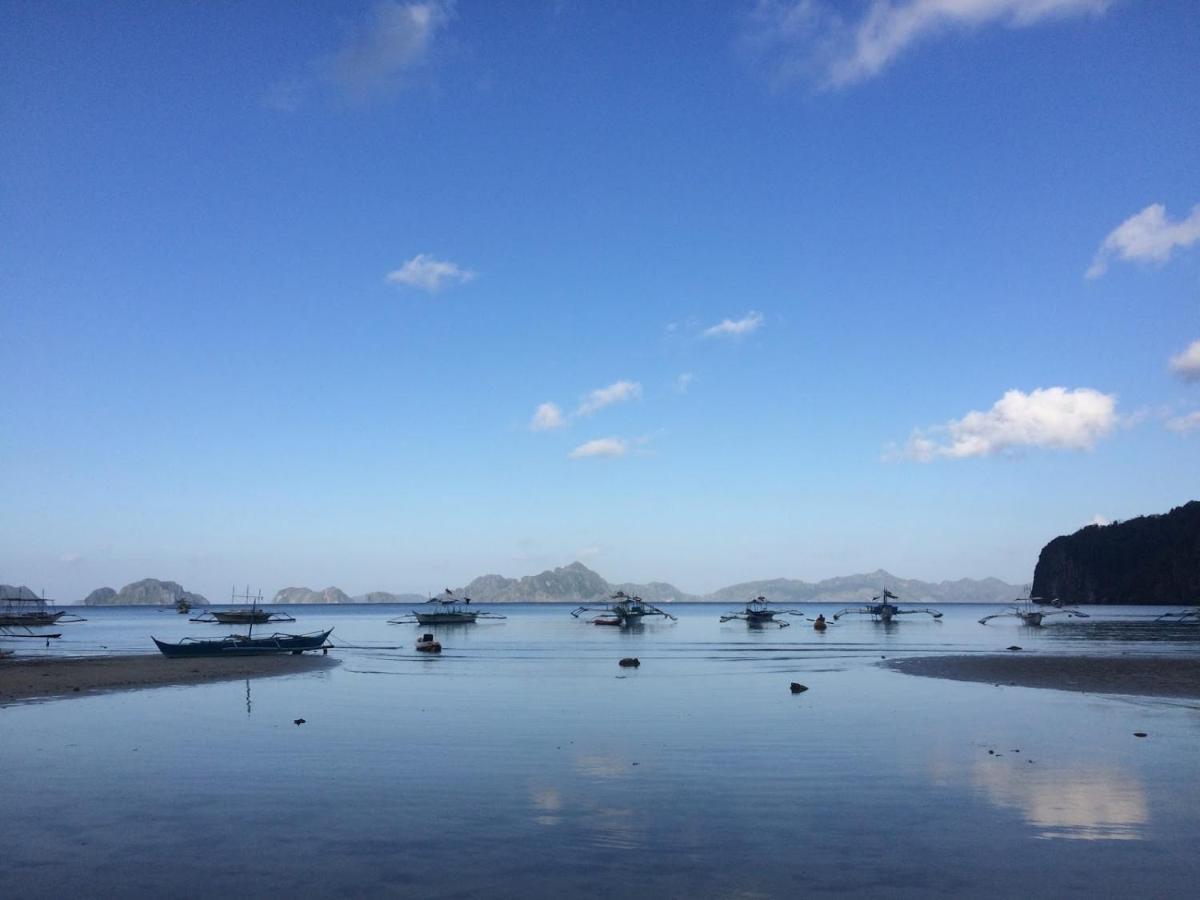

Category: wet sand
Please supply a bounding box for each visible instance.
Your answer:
[887,654,1200,699]
[0,653,338,705]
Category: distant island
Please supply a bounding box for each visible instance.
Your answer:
[65,564,1023,606]
[82,578,209,607]
[1032,500,1200,604]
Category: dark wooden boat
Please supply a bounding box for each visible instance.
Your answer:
[152,628,333,658]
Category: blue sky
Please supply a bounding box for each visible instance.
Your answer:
[2,0,1198,601]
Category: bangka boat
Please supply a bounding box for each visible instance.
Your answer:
[152,629,333,658]
[978,597,1089,627]
[189,588,295,625]
[0,594,85,627]
[571,591,677,627]
[1156,605,1200,623]
[833,589,942,624]
[719,595,803,628]
[155,587,330,657]
[388,589,506,625]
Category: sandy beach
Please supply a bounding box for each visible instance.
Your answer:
[887,654,1200,699]
[0,653,338,705]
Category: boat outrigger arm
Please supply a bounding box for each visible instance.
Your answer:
[571,591,677,625]
[833,590,942,623]
[978,598,1089,626]
[387,589,506,625]
[719,596,803,627]
[1155,606,1200,623]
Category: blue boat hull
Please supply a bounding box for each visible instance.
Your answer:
[152,629,333,658]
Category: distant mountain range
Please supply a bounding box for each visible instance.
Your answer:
[62,563,1022,605]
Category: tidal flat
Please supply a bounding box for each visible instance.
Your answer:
[3,603,1199,898]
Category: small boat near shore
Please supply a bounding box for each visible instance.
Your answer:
[388,589,506,626]
[0,594,86,627]
[152,629,333,658]
[155,586,329,657]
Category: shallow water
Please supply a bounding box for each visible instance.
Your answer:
[4,603,1200,897]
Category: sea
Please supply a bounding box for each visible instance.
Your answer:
[3,602,1200,898]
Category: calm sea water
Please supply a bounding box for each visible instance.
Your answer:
[4,603,1200,898]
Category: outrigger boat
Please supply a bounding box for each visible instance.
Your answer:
[571,591,677,627]
[190,588,295,625]
[388,589,506,625]
[720,595,803,628]
[154,588,329,658]
[152,629,333,658]
[0,594,85,627]
[833,589,942,624]
[1156,605,1200,623]
[979,597,1089,627]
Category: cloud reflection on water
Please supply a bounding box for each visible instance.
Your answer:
[972,761,1149,841]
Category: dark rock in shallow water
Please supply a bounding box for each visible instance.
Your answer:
[1007,646,1022,651]
[618,657,640,668]
[790,682,808,693]
[1031,500,1200,604]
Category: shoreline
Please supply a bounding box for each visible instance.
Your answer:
[886,654,1200,699]
[0,653,339,705]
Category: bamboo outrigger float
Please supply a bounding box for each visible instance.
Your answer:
[388,589,506,625]
[978,597,1089,627]
[833,589,942,624]
[571,591,677,627]
[720,595,803,628]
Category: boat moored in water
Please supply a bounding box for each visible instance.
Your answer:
[416,633,442,652]
[979,597,1089,627]
[720,595,803,628]
[571,591,677,627]
[388,589,506,626]
[833,589,942,624]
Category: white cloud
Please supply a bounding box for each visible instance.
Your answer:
[1087,203,1200,278]
[901,387,1118,461]
[569,437,628,459]
[577,380,642,416]
[1166,411,1200,434]
[530,402,565,431]
[744,0,1109,89]
[1088,514,1110,527]
[703,311,764,338]
[59,552,84,564]
[327,1,453,98]
[675,372,695,393]
[385,254,476,292]
[1168,339,1200,383]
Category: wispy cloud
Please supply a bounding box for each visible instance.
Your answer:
[386,254,476,292]
[897,387,1118,461]
[1166,411,1200,434]
[266,1,454,110]
[675,372,695,394]
[328,1,454,99]
[1168,339,1200,383]
[703,311,763,339]
[1087,203,1200,278]
[744,0,1109,89]
[569,437,628,459]
[530,402,566,431]
[577,380,642,416]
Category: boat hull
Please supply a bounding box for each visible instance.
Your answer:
[414,612,478,625]
[0,611,65,626]
[152,629,333,658]
[210,610,273,624]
